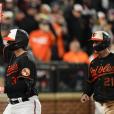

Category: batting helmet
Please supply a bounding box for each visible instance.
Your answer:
[90,31,111,51]
[4,29,29,50]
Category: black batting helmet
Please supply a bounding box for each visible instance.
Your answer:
[90,31,111,51]
[4,29,29,50]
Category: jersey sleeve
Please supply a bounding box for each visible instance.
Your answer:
[83,64,94,96]
[18,56,37,81]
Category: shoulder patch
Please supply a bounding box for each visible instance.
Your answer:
[21,68,30,77]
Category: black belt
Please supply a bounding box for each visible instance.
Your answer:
[10,98,29,104]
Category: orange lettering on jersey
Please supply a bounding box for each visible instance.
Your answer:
[90,64,114,79]
[7,64,19,76]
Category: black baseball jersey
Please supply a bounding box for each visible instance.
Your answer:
[84,53,114,103]
[0,36,38,98]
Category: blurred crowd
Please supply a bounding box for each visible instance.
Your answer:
[1,0,114,64]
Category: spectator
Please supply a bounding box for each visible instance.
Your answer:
[51,22,65,60]
[109,0,114,9]
[16,0,41,13]
[29,20,55,62]
[2,11,14,29]
[34,4,51,22]
[14,8,38,33]
[93,11,113,41]
[5,0,15,11]
[35,5,66,60]
[92,11,107,32]
[50,2,66,60]
[103,20,113,40]
[40,4,51,15]
[110,43,114,53]
[65,4,86,47]
[91,0,104,11]
[108,9,114,39]
[34,4,51,27]
[63,40,89,64]
[1,26,9,37]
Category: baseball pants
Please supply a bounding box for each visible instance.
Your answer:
[3,95,41,114]
[95,102,105,114]
[102,101,114,114]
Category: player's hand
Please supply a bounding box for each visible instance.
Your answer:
[0,86,4,93]
[80,94,90,103]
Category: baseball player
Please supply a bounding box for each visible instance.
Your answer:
[81,31,114,114]
[0,29,41,114]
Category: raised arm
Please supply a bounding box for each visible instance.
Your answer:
[0,3,5,52]
[0,3,12,63]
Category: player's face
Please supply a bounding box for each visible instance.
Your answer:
[93,41,102,47]
[93,41,102,54]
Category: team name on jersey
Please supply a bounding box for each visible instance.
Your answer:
[90,64,114,81]
[7,64,19,76]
